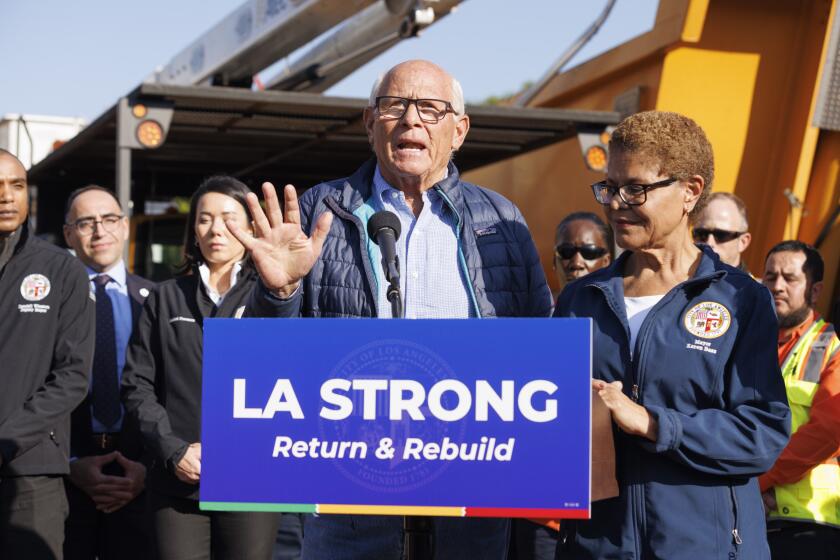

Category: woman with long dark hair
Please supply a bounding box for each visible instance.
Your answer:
[122,175,280,559]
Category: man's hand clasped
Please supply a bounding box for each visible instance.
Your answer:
[69,451,146,514]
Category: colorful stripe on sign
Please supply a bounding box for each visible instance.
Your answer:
[317,505,464,516]
[201,502,588,519]
[465,507,589,519]
[200,502,317,513]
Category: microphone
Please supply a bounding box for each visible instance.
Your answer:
[367,211,403,318]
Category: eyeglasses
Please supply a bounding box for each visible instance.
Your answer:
[67,214,124,236]
[591,177,678,206]
[374,96,455,124]
[692,228,745,244]
[554,244,609,261]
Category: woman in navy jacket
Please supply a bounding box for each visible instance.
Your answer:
[554,111,790,559]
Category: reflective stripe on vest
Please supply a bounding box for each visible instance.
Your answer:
[770,319,840,527]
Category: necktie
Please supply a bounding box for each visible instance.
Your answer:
[91,274,121,429]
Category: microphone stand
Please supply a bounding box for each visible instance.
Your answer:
[383,261,430,558]
[385,256,403,319]
[387,279,403,319]
[404,515,433,559]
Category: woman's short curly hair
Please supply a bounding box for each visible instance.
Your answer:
[609,111,714,218]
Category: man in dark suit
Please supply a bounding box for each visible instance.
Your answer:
[63,185,155,560]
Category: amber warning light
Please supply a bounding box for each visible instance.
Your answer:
[136,120,164,148]
[585,145,608,172]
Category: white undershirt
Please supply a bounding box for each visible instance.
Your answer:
[625,295,665,357]
[199,261,243,305]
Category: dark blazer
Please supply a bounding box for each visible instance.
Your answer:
[70,271,155,461]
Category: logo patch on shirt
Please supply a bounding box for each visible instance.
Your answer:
[474,227,497,237]
[139,288,150,298]
[683,301,731,339]
[20,274,51,302]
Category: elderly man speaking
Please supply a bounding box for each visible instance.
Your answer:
[229,60,552,558]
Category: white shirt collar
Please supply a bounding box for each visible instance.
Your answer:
[198,261,243,305]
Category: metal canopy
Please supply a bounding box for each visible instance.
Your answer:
[29,84,619,235]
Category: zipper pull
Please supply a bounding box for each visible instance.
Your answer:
[631,384,640,402]
[732,528,742,545]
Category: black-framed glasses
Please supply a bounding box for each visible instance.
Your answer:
[692,228,745,244]
[374,96,455,124]
[67,214,124,236]
[554,244,609,261]
[590,177,678,206]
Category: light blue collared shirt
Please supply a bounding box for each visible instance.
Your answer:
[370,166,473,319]
[86,260,132,432]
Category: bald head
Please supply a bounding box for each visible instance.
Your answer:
[369,60,465,115]
[0,149,24,170]
[692,193,751,267]
[364,59,471,196]
[0,150,29,235]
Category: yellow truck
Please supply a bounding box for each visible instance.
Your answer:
[466,0,840,317]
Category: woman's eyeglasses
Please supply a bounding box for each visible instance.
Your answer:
[554,244,609,261]
[590,178,678,206]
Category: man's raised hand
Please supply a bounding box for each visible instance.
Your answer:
[227,182,332,297]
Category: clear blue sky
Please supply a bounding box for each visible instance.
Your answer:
[1,0,658,121]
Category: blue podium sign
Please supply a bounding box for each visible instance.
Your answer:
[200,318,591,518]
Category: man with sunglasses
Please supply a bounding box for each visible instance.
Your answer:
[62,186,154,560]
[691,192,752,271]
[231,59,552,560]
[0,150,95,559]
[552,212,612,293]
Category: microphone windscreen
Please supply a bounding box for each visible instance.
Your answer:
[367,210,402,243]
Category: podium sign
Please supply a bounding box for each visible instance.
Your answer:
[200,318,591,519]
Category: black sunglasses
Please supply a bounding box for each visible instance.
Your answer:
[554,244,609,261]
[692,228,745,243]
